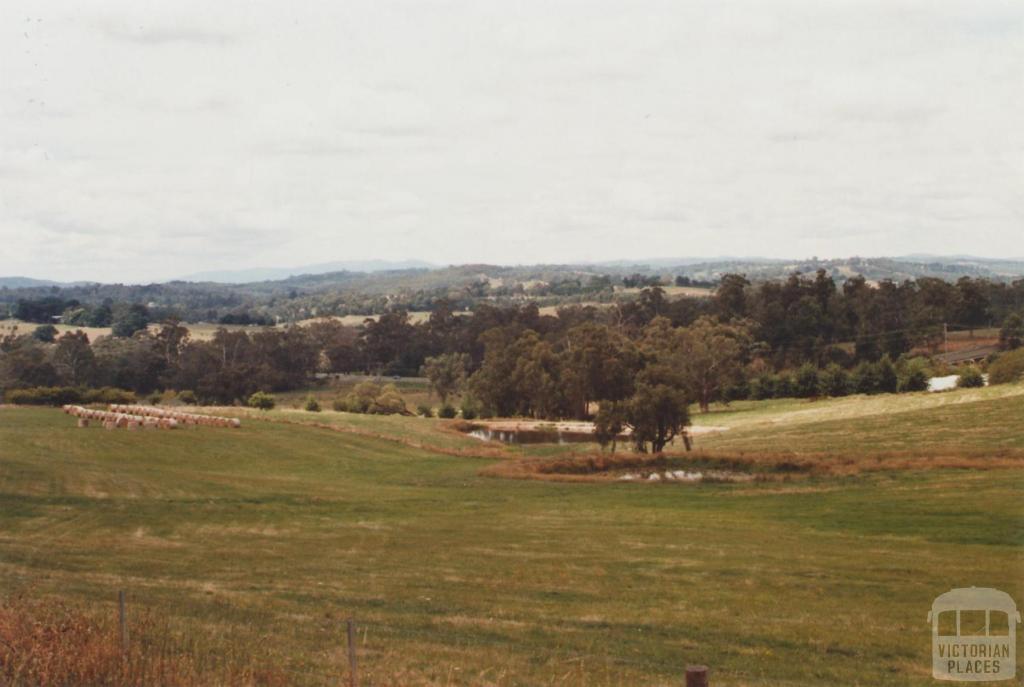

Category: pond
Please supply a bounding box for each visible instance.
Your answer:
[466,427,603,445]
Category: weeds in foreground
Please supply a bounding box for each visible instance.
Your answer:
[0,595,288,687]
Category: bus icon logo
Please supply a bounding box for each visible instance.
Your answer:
[929,587,1020,681]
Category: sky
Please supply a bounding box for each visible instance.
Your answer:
[1,0,1022,283]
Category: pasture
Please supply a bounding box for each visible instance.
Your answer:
[0,387,1022,685]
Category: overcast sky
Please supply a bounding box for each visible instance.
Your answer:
[1,0,1022,283]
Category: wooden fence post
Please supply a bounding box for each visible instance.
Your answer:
[685,665,708,687]
[118,590,129,655]
[346,618,358,687]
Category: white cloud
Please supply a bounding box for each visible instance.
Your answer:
[0,0,1021,282]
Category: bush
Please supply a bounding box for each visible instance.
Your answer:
[989,349,1024,385]
[247,391,276,410]
[304,397,321,412]
[897,357,930,393]
[751,374,776,400]
[876,355,899,394]
[898,367,929,393]
[437,404,457,419]
[148,393,162,405]
[459,394,480,420]
[722,379,750,402]
[852,362,880,394]
[416,403,433,418]
[820,364,850,397]
[999,313,1023,351]
[794,364,820,398]
[338,382,408,415]
[6,386,81,406]
[177,390,197,405]
[32,324,58,342]
[82,387,135,405]
[4,386,135,406]
[774,374,795,399]
[956,366,985,389]
[332,397,349,412]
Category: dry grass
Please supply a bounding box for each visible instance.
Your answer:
[0,595,287,687]
[482,448,1024,483]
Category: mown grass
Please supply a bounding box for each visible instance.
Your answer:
[696,386,1024,456]
[0,403,1021,686]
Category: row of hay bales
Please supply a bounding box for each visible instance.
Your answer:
[108,404,241,429]
[63,405,179,430]
[61,404,241,430]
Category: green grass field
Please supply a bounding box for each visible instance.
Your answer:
[1,389,1022,685]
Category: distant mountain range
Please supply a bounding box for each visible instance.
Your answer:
[0,276,65,288]
[2,255,1023,291]
[177,260,437,284]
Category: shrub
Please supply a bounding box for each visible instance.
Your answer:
[852,362,880,394]
[794,364,820,398]
[437,404,457,419]
[957,366,985,388]
[416,403,433,418]
[177,390,197,405]
[722,379,750,402]
[876,355,899,394]
[773,374,795,399]
[148,393,162,405]
[304,397,321,412]
[459,394,480,420]
[898,367,929,393]
[897,357,930,393]
[751,374,776,400]
[368,384,407,415]
[247,391,276,410]
[989,349,1024,385]
[339,382,408,415]
[82,387,136,405]
[999,313,1023,351]
[331,397,349,412]
[6,386,81,406]
[4,386,135,406]
[820,364,850,397]
[32,324,58,342]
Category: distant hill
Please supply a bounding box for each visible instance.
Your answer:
[0,277,63,289]
[179,260,438,284]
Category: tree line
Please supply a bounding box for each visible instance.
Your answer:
[2,273,1023,445]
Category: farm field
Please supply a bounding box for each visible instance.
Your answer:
[1,389,1022,686]
[1,312,457,343]
[0,318,269,342]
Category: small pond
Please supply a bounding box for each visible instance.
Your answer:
[466,427,602,445]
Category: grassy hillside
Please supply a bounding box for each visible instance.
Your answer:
[1,402,1021,686]
[693,384,1024,456]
